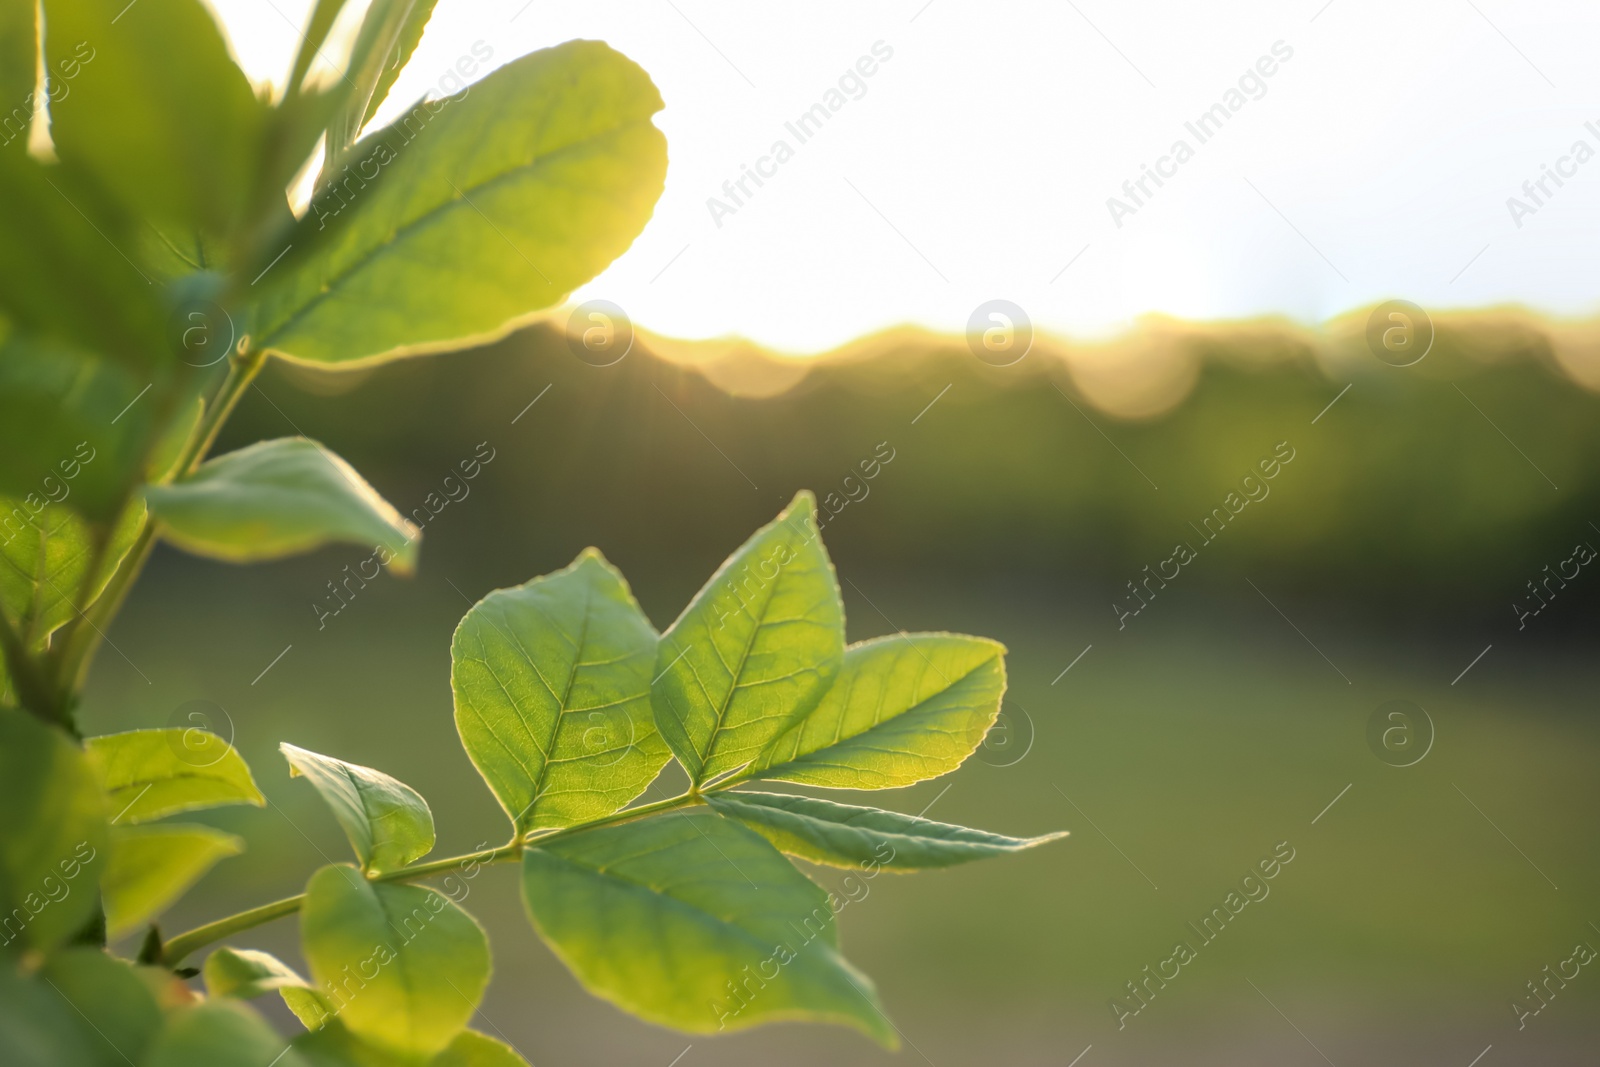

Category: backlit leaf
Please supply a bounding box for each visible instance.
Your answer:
[204,947,312,1001]
[300,864,490,1058]
[280,743,434,874]
[253,39,666,367]
[0,498,142,651]
[145,437,421,574]
[102,824,243,939]
[86,728,264,825]
[653,492,844,786]
[747,634,1006,789]
[451,549,670,835]
[521,809,895,1045]
[0,709,107,955]
[707,790,1067,870]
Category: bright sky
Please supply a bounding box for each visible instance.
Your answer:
[213,0,1600,353]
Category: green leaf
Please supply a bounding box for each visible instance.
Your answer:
[280,743,434,874]
[350,0,440,132]
[653,492,844,787]
[0,497,141,651]
[86,728,264,825]
[145,1000,306,1067]
[295,1025,530,1067]
[434,1030,531,1067]
[451,549,671,835]
[0,961,107,1066]
[288,0,354,93]
[253,39,667,367]
[706,790,1067,870]
[42,0,268,239]
[145,437,421,574]
[38,947,164,1067]
[0,337,159,519]
[0,0,36,157]
[102,823,244,939]
[282,987,337,1033]
[301,864,490,1058]
[0,709,107,954]
[747,633,1007,789]
[204,946,312,1001]
[521,809,895,1045]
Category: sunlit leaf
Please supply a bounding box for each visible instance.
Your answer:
[144,1000,306,1067]
[653,492,844,786]
[521,809,895,1045]
[707,790,1067,870]
[434,1030,532,1067]
[102,824,243,939]
[747,634,1006,789]
[144,437,421,573]
[0,496,141,651]
[280,743,434,874]
[42,0,268,239]
[204,946,313,1001]
[86,728,264,825]
[295,1024,530,1067]
[253,39,666,367]
[38,947,164,1066]
[451,549,670,835]
[348,0,440,133]
[0,709,107,954]
[301,864,490,1058]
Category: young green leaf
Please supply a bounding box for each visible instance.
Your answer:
[102,824,244,939]
[344,0,441,135]
[0,498,141,651]
[707,790,1067,870]
[280,743,434,875]
[521,809,895,1046]
[282,987,338,1033]
[144,1000,307,1067]
[145,437,421,574]
[252,39,667,367]
[42,0,269,239]
[653,492,845,786]
[451,549,671,835]
[86,728,264,825]
[301,864,491,1059]
[38,947,164,1066]
[746,633,1006,789]
[0,709,107,954]
[204,947,313,1001]
[295,1024,531,1067]
[435,1030,532,1067]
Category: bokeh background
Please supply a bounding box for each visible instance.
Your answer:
[80,314,1600,1066]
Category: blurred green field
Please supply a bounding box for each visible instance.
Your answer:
[78,321,1600,1065]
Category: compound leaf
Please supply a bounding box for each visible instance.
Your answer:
[86,728,264,825]
[706,790,1067,870]
[145,1000,306,1067]
[451,549,670,835]
[521,809,894,1045]
[0,709,107,955]
[145,437,420,574]
[747,634,1006,790]
[280,743,434,875]
[102,824,243,939]
[653,492,844,786]
[253,39,666,367]
[300,864,490,1058]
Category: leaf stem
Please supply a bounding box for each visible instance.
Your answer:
[160,792,707,963]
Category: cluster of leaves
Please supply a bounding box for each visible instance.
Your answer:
[0,1,1066,1063]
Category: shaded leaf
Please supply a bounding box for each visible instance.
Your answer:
[653,492,844,786]
[748,634,1005,789]
[102,823,243,939]
[145,437,420,573]
[144,1000,306,1067]
[301,864,490,1058]
[86,728,264,825]
[38,947,164,1066]
[0,0,36,157]
[707,790,1067,870]
[42,0,268,239]
[521,809,894,1045]
[280,743,434,874]
[254,39,666,367]
[0,962,106,1066]
[0,709,107,954]
[0,497,142,650]
[451,549,670,835]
